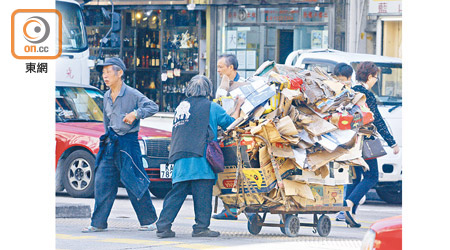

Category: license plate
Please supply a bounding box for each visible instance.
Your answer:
[160,164,174,179]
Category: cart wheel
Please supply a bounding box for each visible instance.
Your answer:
[247,214,263,235]
[284,214,300,237]
[317,215,331,237]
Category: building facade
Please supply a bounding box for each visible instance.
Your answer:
[82,0,346,112]
[346,0,402,58]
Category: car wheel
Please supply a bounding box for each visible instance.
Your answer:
[376,188,402,204]
[62,150,95,198]
[149,187,171,199]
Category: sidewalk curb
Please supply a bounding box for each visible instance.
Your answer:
[56,203,91,218]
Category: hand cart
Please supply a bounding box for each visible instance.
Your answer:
[220,132,350,237]
[244,205,349,237]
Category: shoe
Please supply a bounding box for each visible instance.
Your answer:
[335,211,346,221]
[212,209,237,220]
[81,226,106,233]
[192,229,220,237]
[156,229,176,238]
[344,199,361,228]
[138,224,156,231]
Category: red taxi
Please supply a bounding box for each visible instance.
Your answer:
[55,82,173,198]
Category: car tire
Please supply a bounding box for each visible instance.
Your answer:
[149,187,171,199]
[62,150,95,198]
[376,188,402,204]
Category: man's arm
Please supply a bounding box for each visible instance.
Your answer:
[134,90,159,119]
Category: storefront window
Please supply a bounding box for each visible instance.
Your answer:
[85,6,204,112]
[260,8,299,23]
[223,26,260,79]
[294,26,328,50]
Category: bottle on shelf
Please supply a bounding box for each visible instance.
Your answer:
[149,76,156,89]
[155,31,160,49]
[151,51,156,67]
[145,34,150,48]
[155,51,160,67]
[141,53,146,68]
[151,31,156,49]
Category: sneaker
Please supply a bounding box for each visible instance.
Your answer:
[138,224,156,231]
[212,209,237,220]
[192,229,220,237]
[81,226,106,233]
[156,229,176,238]
[335,211,346,221]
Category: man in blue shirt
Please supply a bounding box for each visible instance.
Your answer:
[82,58,159,233]
[213,54,243,220]
[215,54,241,99]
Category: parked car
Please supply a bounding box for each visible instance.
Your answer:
[285,49,402,204]
[55,82,173,198]
[361,215,402,250]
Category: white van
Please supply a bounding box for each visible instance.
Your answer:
[285,49,402,204]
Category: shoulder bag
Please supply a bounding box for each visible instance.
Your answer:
[362,136,387,160]
[206,125,225,173]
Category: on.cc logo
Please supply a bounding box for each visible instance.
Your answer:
[23,16,50,44]
[11,9,62,59]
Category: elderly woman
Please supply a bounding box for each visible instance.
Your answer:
[156,75,243,238]
[344,62,400,228]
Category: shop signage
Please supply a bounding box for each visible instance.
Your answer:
[262,8,299,22]
[301,7,328,22]
[368,0,402,15]
[227,8,257,23]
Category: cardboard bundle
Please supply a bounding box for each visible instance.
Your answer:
[215,61,375,210]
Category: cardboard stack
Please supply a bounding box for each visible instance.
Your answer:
[214,61,375,211]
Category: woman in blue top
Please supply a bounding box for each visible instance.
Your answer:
[156,75,243,238]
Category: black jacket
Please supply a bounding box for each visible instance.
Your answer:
[352,85,397,147]
[168,96,211,163]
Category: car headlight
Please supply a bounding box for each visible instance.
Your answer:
[138,139,147,156]
[361,229,376,250]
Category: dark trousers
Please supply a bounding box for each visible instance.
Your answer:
[90,143,158,229]
[346,158,379,214]
[156,179,215,233]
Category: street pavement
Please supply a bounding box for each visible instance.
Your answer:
[56,189,401,250]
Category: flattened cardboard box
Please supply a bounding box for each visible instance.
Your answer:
[219,193,265,206]
[217,159,294,194]
[290,183,324,207]
[323,185,344,207]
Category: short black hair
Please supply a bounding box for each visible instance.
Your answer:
[219,54,239,70]
[333,63,353,78]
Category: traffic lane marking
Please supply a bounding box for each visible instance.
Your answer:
[100,238,181,246]
[56,234,98,240]
[57,233,223,249]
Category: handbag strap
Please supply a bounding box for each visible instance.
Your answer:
[206,125,215,143]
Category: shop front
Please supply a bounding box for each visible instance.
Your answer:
[84,1,207,112]
[368,0,402,58]
[209,0,336,86]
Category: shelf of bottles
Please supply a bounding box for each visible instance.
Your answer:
[84,7,203,112]
[161,10,200,112]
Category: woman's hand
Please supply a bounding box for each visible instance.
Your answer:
[392,145,400,154]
